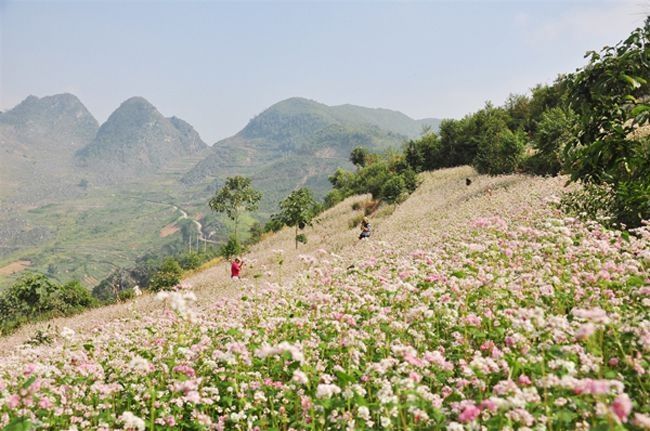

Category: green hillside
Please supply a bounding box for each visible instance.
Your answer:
[182,97,441,207]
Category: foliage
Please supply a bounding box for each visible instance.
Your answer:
[0,273,95,335]
[403,132,442,173]
[437,117,475,167]
[272,188,320,249]
[350,146,370,167]
[523,107,578,176]
[327,148,421,207]
[220,236,243,259]
[469,104,524,175]
[117,288,135,302]
[209,176,262,242]
[178,252,202,270]
[148,258,183,292]
[246,222,265,245]
[565,18,649,227]
[560,183,617,226]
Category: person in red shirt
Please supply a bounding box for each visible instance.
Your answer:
[231,257,244,280]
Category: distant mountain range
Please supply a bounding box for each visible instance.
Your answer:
[76,97,207,180]
[0,92,442,288]
[182,97,440,205]
[0,94,99,202]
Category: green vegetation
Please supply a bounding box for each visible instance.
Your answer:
[564,18,649,227]
[0,273,96,335]
[148,258,183,292]
[339,19,648,229]
[271,188,321,249]
[326,151,419,207]
[209,176,262,244]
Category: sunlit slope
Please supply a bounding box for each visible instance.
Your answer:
[3,167,647,429]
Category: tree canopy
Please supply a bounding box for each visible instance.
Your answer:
[209,176,262,243]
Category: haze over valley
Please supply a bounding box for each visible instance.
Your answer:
[0,93,439,289]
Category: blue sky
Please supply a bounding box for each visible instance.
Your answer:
[0,0,647,143]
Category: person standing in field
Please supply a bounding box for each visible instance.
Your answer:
[231,257,244,280]
[359,217,371,240]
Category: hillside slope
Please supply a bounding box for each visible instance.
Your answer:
[1,167,647,429]
[182,97,440,207]
[0,94,99,201]
[77,97,208,181]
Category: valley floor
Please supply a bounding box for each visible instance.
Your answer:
[1,166,648,430]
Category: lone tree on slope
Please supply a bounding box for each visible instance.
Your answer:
[273,188,320,249]
[209,176,262,244]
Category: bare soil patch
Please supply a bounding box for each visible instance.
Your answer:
[159,223,179,238]
[0,260,31,276]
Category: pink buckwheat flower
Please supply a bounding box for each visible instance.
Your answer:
[458,404,480,423]
[611,393,632,423]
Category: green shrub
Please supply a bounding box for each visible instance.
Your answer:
[117,288,135,302]
[149,258,183,292]
[220,237,243,259]
[178,252,202,270]
[474,128,526,175]
[380,175,407,204]
[560,183,616,226]
[0,274,95,335]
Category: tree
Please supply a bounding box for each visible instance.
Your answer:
[469,104,524,175]
[404,132,442,172]
[350,147,370,167]
[273,188,320,249]
[504,93,531,133]
[208,176,262,243]
[523,107,577,175]
[149,258,183,291]
[565,18,649,226]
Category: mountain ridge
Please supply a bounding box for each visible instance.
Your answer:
[182,97,442,206]
[76,96,208,181]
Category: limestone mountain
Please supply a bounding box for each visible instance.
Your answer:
[0,94,99,201]
[182,97,440,206]
[76,97,208,180]
[0,93,98,151]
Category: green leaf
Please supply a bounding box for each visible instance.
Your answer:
[2,418,33,431]
[21,376,36,390]
[621,74,641,89]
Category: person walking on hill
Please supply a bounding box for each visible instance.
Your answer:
[359,217,371,240]
[231,257,244,280]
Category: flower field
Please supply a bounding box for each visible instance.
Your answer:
[0,169,649,430]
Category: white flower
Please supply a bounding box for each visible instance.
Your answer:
[119,411,145,431]
[358,406,371,421]
[60,327,76,340]
[292,369,309,385]
[316,383,341,399]
[128,356,152,374]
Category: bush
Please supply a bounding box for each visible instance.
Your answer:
[474,128,525,175]
[149,258,183,292]
[178,252,202,270]
[523,107,577,176]
[560,183,616,226]
[220,237,243,259]
[0,274,96,335]
[380,175,407,204]
[565,19,649,227]
[117,288,135,302]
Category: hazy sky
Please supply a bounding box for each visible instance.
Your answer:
[0,0,647,143]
